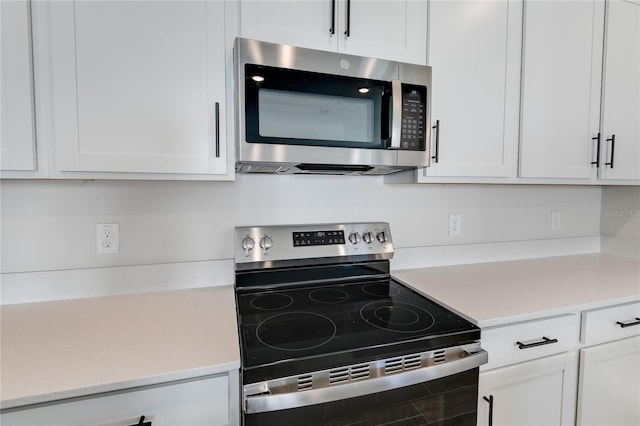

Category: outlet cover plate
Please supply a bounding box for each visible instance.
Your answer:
[96,223,120,255]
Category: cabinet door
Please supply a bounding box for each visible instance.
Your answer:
[422,0,518,179]
[0,0,36,171]
[598,0,640,181]
[240,1,427,65]
[519,0,603,179]
[338,0,427,65]
[239,0,337,52]
[577,336,640,426]
[478,352,577,426]
[45,1,227,176]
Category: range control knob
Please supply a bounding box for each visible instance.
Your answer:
[241,236,255,254]
[260,236,273,251]
[362,232,373,244]
[348,232,361,245]
[376,231,387,243]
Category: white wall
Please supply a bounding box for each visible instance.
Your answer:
[601,186,640,259]
[1,177,601,274]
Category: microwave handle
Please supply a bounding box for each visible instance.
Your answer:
[390,80,402,149]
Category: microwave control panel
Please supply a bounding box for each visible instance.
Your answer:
[400,84,427,151]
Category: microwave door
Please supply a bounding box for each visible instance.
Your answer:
[244,64,392,150]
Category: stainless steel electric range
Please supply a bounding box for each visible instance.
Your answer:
[234,222,487,425]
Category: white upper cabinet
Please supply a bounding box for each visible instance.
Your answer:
[519,0,604,180]
[239,0,427,65]
[598,0,640,181]
[35,1,230,178]
[0,0,37,172]
[421,0,520,180]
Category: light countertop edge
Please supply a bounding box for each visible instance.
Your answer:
[0,361,240,411]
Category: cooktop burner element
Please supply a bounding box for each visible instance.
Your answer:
[360,301,435,333]
[308,288,349,304]
[256,311,337,351]
[250,293,293,310]
[363,282,401,297]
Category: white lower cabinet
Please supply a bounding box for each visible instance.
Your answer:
[577,301,640,425]
[478,352,577,426]
[0,374,240,426]
[577,336,640,426]
[478,314,579,426]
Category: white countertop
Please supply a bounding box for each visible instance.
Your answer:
[0,286,240,410]
[393,254,640,328]
[3,254,638,410]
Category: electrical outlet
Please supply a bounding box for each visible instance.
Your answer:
[551,211,561,231]
[448,213,462,236]
[96,223,120,254]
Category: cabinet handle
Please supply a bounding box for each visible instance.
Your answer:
[128,415,152,426]
[591,133,601,167]
[215,101,220,158]
[604,134,615,168]
[431,120,440,163]
[483,395,494,426]
[344,0,351,37]
[330,0,336,34]
[616,317,640,328]
[516,336,558,350]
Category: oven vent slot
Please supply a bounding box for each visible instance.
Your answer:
[384,354,423,374]
[384,357,404,374]
[297,374,313,391]
[350,364,371,380]
[329,368,349,385]
[433,350,446,364]
[328,364,370,385]
[404,354,422,370]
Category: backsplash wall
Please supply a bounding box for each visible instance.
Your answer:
[601,186,640,259]
[1,176,602,274]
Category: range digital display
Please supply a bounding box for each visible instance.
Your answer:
[293,230,345,247]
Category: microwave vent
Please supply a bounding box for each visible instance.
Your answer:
[240,164,289,174]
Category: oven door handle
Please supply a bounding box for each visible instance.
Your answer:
[244,348,488,414]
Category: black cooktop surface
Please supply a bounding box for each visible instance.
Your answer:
[236,278,480,383]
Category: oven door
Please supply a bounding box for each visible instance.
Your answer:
[244,368,480,426]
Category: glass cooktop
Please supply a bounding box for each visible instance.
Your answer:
[236,278,480,383]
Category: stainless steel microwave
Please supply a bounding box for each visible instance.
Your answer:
[234,38,432,175]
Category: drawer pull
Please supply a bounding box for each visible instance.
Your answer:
[483,395,494,426]
[516,336,558,350]
[128,416,152,426]
[616,317,640,328]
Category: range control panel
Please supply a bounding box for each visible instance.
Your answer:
[235,222,393,268]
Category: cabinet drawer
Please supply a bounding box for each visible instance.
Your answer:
[581,301,640,346]
[1,375,231,426]
[481,315,579,371]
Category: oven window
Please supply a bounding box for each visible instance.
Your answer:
[244,64,391,149]
[244,368,479,426]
